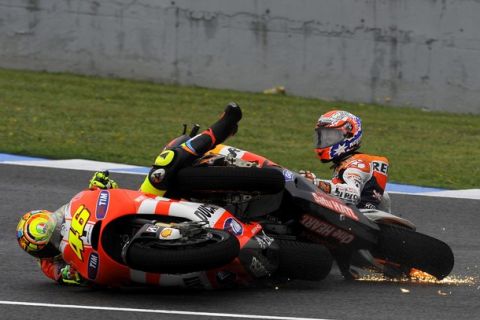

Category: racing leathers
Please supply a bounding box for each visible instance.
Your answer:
[40,254,85,285]
[37,204,87,285]
[140,103,242,196]
[310,153,391,212]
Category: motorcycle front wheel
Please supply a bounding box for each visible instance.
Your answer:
[124,228,240,274]
[372,224,454,280]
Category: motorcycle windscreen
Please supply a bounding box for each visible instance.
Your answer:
[314,127,346,148]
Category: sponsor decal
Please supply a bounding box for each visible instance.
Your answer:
[254,231,274,249]
[282,169,295,181]
[372,189,383,201]
[250,256,269,277]
[300,215,336,237]
[150,168,166,184]
[345,172,362,183]
[372,161,388,175]
[83,223,95,246]
[60,223,68,237]
[334,188,360,202]
[216,271,236,285]
[87,252,99,280]
[154,150,175,166]
[223,217,244,236]
[311,192,359,221]
[227,147,242,157]
[183,276,203,288]
[160,228,173,238]
[95,190,109,219]
[69,205,91,261]
[331,228,354,244]
[250,223,262,235]
[146,225,160,233]
[300,215,354,244]
[364,203,377,210]
[193,204,219,221]
[349,159,367,170]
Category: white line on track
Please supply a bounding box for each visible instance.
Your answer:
[0,300,334,320]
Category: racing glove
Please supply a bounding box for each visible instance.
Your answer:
[299,170,331,193]
[317,180,332,194]
[89,170,119,190]
[299,170,317,182]
[60,265,85,285]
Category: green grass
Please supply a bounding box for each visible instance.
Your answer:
[1,68,479,189]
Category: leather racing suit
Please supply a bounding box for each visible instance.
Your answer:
[318,153,391,212]
[139,103,242,196]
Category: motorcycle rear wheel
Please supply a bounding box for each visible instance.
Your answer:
[125,228,240,274]
[373,224,454,280]
[174,166,285,194]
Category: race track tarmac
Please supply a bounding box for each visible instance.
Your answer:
[1,164,479,320]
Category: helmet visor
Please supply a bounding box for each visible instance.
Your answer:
[314,127,346,148]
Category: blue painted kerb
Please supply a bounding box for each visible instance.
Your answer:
[0,153,444,193]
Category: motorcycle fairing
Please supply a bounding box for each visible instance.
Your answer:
[60,188,262,287]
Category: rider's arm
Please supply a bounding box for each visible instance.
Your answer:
[39,257,63,282]
[300,169,364,205]
[319,165,372,206]
[39,258,86,285]
[140,103,242,196]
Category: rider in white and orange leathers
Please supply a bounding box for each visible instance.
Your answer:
[301,110,391,212]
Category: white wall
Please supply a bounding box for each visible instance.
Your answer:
[1,0,479,113]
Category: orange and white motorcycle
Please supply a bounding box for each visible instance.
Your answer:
[165,128,454,281]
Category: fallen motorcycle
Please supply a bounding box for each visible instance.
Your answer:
[165,138,454,281]
[50,183,333,288]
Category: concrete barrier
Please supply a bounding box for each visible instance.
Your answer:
[1,0,479,113]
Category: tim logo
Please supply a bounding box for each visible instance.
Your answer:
[96,190,109,219]
[223,217,244,236]
[87,252,99,280]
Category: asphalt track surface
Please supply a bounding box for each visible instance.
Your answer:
[1,164,479,320]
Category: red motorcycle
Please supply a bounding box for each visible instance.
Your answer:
[57,184,331,288]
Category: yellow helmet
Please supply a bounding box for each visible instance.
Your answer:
[16,210,59,258]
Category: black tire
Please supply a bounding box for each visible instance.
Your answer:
[373,224,454,280]
[173,166,285,194]
[125,228,240,274]
[275,239,333,281]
